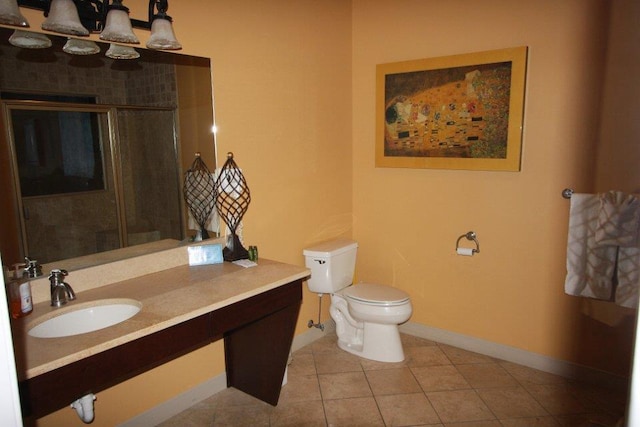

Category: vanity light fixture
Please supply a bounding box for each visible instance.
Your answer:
[0,0,28,26]
[42,0,90,36]
[2,0,181,52]
[62,37,100,55]
[8,28,51,48]
[105,41,138,59]
[100,0,139,44]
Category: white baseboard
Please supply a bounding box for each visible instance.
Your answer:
[119,323,335,427]
[292,320,336,352]
[399,322,628,390]
[118,373,228,427]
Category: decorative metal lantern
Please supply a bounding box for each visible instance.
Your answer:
[183,152,216,241]
[214,152,251,261]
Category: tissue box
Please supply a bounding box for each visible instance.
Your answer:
[188,244,224,266]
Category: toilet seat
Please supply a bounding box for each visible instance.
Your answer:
[342,283,410,307]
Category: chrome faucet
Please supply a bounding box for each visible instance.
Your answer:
[24,257,43,278]
[49,269,76,307]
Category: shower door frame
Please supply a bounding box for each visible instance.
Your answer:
[2,100,183,264]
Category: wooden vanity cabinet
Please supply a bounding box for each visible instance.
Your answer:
[19,279,303,419]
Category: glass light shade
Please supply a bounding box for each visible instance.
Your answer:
[0,0,28,27]
[105,43,139,60]
[9,30,52,49]
[63,38,100,55]
[146,17,181,50]
[100,9,139,44]
[41,0,89,36]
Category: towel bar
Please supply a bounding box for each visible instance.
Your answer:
[562,188,574,199]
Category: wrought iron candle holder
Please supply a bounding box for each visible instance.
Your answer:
[183,153,216,241]
[214,152,251,261]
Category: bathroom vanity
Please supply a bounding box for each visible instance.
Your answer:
[10,253,309,419]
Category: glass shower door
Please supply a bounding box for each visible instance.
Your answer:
[7,106,119,264]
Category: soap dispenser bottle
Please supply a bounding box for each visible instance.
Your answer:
[8,278,33,318]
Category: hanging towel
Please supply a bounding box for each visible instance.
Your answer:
[595,191,640,247]
[565,193,618,301]
[595,191,640,308]
[615,246,640,308]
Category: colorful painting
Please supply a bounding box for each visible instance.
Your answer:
[376,47,527,171]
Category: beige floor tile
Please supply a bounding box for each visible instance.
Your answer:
[157,410,213,427]
[314,347,364,374]
[439,344,495,364]
[318,371,372,400]
[499,417,560,426]
[269,399,327,427]
[475,386,548,418]
[278,374,322,404]
[365,367,422,395]
[412,365,471,392]
[324,396,385,426]
[499,361,567,386]
[568,381,628,416]
[376,392,441,426]
[426,389,496,423]
[555,412,624,426]
[443,421,501,426]
[524,383,587,415]
[210,387,270,408]
[157,333,627,427]
[211,404,271,426]
[405,344,452,367]
[157,395,218,426]
[360,356,408,371]
[287,351,317,376]
[401,333,438,347]
[310,334,340,353]
[455,363,519,388]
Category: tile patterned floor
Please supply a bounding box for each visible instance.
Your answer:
[158,333,628,426]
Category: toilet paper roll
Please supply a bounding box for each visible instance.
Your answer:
[456,247,474,256]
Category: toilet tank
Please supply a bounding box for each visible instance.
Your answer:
[303,239,358,294]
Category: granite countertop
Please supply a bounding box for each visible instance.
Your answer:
[11,259,310,380]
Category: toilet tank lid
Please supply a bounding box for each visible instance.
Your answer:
[303,239,358,258]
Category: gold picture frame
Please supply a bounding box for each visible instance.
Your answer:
[376,46,528,171]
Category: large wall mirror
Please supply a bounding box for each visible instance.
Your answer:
[0,27,217,269]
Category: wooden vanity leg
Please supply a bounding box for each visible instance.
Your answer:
[224,299,301,405]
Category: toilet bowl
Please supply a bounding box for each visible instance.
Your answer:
[333,283,411,362]
[303,239,412,362]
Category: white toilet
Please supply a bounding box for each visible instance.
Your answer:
[303,239,412,362]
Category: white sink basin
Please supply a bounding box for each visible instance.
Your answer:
[28,299,142,338]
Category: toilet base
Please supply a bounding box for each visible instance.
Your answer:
[337,322,405,363]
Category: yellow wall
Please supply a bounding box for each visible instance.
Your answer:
[11,0,637,425]
[21,1,353,425]
[352,0,634,378]
[595,0,640,193]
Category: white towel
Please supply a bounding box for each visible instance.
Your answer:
[595,191,640,247]
[564,194,618,301]
[615,246,640,308]
[565,192,640,309]
[595,191,640,308]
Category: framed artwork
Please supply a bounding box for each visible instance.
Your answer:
[376,46,528,171]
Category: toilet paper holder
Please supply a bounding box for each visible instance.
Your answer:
[456,231,480,255]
